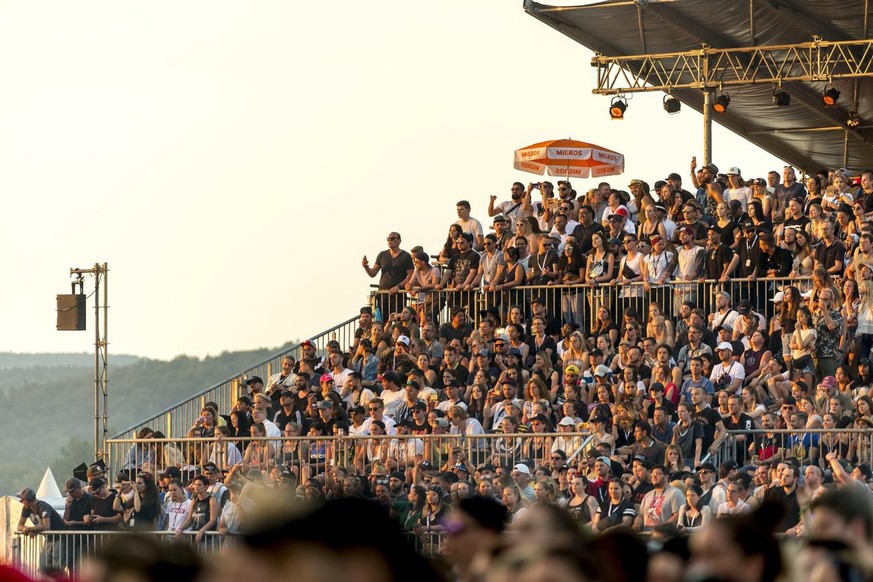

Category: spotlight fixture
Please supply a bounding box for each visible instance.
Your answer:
[712,93,730,113]
[609,96,627,119]
[848,111,861,128]
[663,95,681,114]
[822,86,841,106]
[773,88,791,107]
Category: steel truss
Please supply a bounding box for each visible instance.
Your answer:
[593,37,873,95]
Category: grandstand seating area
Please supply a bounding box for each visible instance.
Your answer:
[14,163,873,582]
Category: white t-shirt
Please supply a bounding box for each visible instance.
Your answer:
[381,389,406,418]
[360,415,397,435]
[164,499,189,532]
[456,217,484,241]
[727,186,752,211]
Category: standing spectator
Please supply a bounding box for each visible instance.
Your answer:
[691,386,727,457]
[163,478,189,533]
[773,165,807,223]
[814,221,847,277]
[16,488,66,578]
[362,231,414,319]
[488,183,530,230]
[813,288,843,379]
[174,475,220,543]
[674,227,705,310]
[455,200,485,250]
[63,478,92,531]
[764,463,801,533]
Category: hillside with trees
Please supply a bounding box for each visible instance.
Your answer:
[0,345,292,494]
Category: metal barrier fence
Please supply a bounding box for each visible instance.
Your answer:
[13,531,235,578]
[105,433,594,480]
[113,315,360,440]
[375,276,809,334]
[12,529,445,578]
[720,428,873,468]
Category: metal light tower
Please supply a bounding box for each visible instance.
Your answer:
[57,263,109,461]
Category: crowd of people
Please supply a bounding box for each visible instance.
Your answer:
[16,161,873,581]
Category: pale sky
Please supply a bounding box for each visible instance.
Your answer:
[2,0,786,360]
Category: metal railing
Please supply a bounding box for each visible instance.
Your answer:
[375,276,809,333]
[13,530,235,578]
[113,315,360,439]
[105,433,593,480]
[11,528,445,578]
[720,428,873,468]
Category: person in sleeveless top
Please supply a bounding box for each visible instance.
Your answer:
[174,475,219,543]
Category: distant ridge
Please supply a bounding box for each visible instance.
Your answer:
[0,352,142,369]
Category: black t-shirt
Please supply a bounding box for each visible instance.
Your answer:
[449,250,480,287]
[724,413,754,464]
[705,243,735,279]
[189,496,214,531]
[91,491,120,529]
[571,222,606,255]
[815,240,846,274]
[694,406,723,451]
[632,481,654,506]
[64,492,94,530]
[23,500,66,531]
[438,322,472,344]
[375,249,414,290]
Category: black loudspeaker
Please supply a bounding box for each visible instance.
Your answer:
[57,294,86,331]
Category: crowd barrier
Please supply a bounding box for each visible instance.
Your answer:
[12,529,446,578]
[105,433,595,480]
[375,276,810,333]
[12,530,235,579]
[113,315,360,440]
[721,428,873,468]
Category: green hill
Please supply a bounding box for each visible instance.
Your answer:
[0,345,293,494]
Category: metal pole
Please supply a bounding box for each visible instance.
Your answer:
[102,263,109,460]
[703,91,712,165]
[94,265,101,461]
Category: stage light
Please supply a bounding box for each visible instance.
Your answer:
[712,93,730,113]
[609,96,627,119]
[848,111,861,128]
[773,88,791,107]
[822,86,841,106]
[663,95,681,114]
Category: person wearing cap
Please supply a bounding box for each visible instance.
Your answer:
[62,477,93,531]
[88,478,122,530]
[724,167,751,211]
[438,231,481,315]
[438,306,473,347]
[703,224,736,287]
[510,463,535,503]
[689,157,724,220]
[245,375,265,396]
[351,306,376,354]
[389,419,424,471]
[710,341,745,393]
[362,231,414,319]
[17,488,66,575]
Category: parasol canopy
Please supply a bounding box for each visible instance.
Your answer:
[514,138,624,178]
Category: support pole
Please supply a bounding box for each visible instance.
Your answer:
[703,91,712,165]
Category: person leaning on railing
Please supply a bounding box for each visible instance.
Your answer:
[174,474,219,543]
